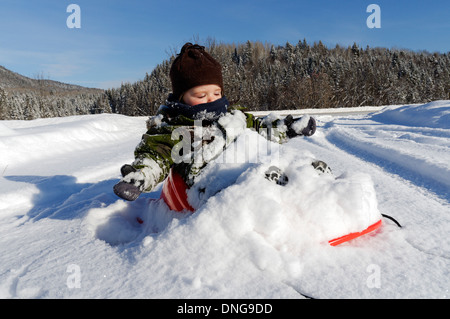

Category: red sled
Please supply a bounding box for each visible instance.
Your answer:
[159,168,382,246]
[136,168,193,224]
[160,168,194,212]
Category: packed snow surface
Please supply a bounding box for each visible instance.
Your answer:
[0,101,449,299]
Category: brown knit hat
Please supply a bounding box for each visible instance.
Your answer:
[170,43,223,100]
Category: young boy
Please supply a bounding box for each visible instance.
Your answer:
[113,43,323,209]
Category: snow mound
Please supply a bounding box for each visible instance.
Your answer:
[189,131,380,245]
[82,129,381,298]
[87,130,381,271]
[371,100,450,129]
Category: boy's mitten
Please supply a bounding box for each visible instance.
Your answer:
[285,115,316,137]
[120,164,137,177]
[113,165,145,201]
[113,181,142,201]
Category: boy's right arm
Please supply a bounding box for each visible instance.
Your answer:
[132,128,179,192]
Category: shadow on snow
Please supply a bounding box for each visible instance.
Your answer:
[4,175,180,249]
[4,175,119,221]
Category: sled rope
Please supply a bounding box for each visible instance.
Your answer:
[381,214,402,228]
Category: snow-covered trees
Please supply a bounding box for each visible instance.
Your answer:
[0,87,7,119]
[105,59,172,116]
[0,66,109,120]
[0,88,109,120]
[108,40,448,115]
[2,40,449,120]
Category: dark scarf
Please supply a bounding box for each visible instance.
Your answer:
[158,94,229,123]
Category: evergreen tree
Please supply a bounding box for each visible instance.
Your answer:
[0,88,7,119]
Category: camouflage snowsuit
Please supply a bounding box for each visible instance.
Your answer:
[124,96,315,194]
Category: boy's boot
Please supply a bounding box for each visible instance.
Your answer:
[311,160,332,175]
[264,166,289,186]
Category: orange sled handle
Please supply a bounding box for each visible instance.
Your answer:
[328,219,382,246]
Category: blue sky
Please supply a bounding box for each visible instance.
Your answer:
[1,0,449,89]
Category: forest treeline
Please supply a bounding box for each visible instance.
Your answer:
[0,66,108,120]
[106,39,450,116]
[1,39,449,120]
[0,88,109,120]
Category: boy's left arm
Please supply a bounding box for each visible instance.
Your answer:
[244,112,316,143]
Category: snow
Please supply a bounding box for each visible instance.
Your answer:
[0,101,449,299]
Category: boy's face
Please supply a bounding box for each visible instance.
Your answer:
[182,84,222,106]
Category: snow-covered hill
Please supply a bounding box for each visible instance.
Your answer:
[0,101,449,299]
